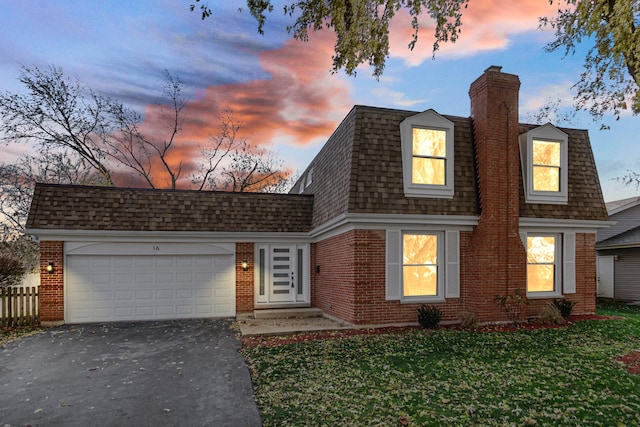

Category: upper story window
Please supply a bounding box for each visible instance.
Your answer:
[400,110,455,198]
[519,124,568,204]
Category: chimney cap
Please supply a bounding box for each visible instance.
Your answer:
[485,65,503,73]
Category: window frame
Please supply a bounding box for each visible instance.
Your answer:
[525,233,563,298]
[519,124,569,204]
[400,110,455,199]
[401,231,445,302]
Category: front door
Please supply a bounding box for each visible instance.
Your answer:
[256,244,309,305]
[269,246,296,302]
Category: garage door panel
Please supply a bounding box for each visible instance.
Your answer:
[66,253,235,323]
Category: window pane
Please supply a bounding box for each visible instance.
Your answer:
[527,236,556,263]
[412,158,445,185]
[403,234,438,265]
[413,128,446,157]
[533,140,560,166]
[527,265,555,292]
[403,266,437,296]
[533,166,560,192]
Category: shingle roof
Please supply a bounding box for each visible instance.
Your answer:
[518,124,609,221]
[293,106,607,225]
[26,184,314,232]
[293,106,479,229]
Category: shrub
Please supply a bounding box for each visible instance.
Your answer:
[494,289,529,325]
[552,299,577,319]
[0,254,26,287]
[417,304,442,329]
[458,311,478,329]
[538,302,565,325]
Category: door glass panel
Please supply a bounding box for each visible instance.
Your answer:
[297,248,303,295]
[259,249,265,296]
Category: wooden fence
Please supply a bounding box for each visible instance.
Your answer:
[0,286,39,327]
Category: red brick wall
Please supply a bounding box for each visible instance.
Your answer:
[465,67,527,323]
[39,241,64,323]
[314,230,468,325]
[312,231,357,322]
[235,243,254,313]
[525,233,597,317]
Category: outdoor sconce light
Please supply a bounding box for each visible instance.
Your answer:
[46,262,54,274]
[241,261,248,271]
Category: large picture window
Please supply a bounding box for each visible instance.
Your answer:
[526,235,561,295]
[402,233,440,297]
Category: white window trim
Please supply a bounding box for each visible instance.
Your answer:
[401,231,445,303]
[386,228,461,303]
[400,109,455,199]
[524,232,563,298]
[519,124,569,204]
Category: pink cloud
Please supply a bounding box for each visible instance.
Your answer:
[127,31,353,189]
[388,0,558,65]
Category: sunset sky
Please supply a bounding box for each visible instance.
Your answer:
[1,0,638,201]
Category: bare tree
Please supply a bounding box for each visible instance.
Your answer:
[0,66,125,185]
[103,70,186,189]
[0,147,105,238]
[1,66,292,193]
[191,111,292,193]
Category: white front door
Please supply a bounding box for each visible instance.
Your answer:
[269,246,296,302]
[256,244,309,305]
[597,255,615,298]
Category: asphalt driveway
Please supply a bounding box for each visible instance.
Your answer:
[0,319,262,426]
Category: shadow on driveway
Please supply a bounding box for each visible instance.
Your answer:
[0,319,262,426]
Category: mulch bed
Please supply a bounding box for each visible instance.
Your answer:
[241,314,620,349]
[617,351,640,375]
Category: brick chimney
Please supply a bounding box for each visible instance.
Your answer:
[465,66,527,322]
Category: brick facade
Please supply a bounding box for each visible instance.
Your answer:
[235,242,255,313]
[465,67,528,323]
[39,241,64,324]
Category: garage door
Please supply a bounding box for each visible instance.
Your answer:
[66,253,235,323]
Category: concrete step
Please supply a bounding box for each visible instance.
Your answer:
[253,307,324,319]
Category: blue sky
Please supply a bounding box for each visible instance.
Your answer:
[0,0,638,201]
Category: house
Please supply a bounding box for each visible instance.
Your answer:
[26,66,611,326]
[596,196,640,301]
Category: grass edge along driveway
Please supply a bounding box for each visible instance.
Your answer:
[243,305,640,427]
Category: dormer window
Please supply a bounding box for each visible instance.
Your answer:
[412,128,446,185]
[400,110,455,198]
[519,124,568,204]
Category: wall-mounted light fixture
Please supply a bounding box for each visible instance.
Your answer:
[46,262,54,274]
[241,261,248,271]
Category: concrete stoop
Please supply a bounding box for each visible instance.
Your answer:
[252,307,324,319]
[235,308,353,336]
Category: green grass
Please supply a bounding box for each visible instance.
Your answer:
[243,304,640,426]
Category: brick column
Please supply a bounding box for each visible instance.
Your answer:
[466,66,527,322]
[235,243,254,314]
[39,241,64,325]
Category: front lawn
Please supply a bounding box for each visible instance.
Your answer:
[243,305,640,426]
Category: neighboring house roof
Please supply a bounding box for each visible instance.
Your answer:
[597,195,640,248]
[597,225,640,249]
[292,105,608,226]
[606,196,640,215]
[26,184,314,233]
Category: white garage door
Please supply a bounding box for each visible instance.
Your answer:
[66,254,235,323]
